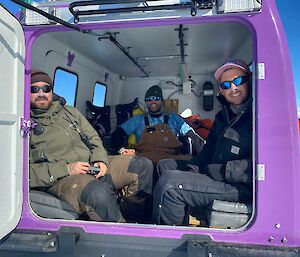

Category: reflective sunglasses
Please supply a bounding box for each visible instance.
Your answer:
[31,84,53,94]
[219,76,249,90]
[145,96,161,101]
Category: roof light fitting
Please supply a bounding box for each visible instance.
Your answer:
[136,55,183,60]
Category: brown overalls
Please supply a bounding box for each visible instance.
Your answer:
[136,114,191,164]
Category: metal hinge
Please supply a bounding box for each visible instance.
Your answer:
[257,164,265,181]
[20,118,36,138]
[257,63,265,80]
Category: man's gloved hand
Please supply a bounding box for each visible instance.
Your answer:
[203,164,225,181]
[186,130,205,155]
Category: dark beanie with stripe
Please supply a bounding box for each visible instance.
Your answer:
[145,85,163,100]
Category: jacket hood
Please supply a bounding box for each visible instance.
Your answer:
[53,93,66,105]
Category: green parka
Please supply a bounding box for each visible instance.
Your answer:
[29,100,108,188]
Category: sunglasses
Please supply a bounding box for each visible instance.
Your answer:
[31,84,53,94]
[219,76,249,90]
[145,96,161,101]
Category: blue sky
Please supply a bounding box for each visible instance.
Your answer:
[1,0,299,114]
[275,0,300,117]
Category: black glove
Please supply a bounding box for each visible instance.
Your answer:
[203,164,225,181]
[186,130,204,155]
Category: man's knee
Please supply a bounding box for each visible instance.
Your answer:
[157,170,182,186]
[153,172,181,203]
[157,159,190,176]
[157,159,177,175]
[81,180,115,209]
[80,180,120,222]
[128,156,153,193]
[142,157,154,174]
[153,174,185,225]
[129,156,153,176]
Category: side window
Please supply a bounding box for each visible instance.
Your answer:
[93,82,107,107]
[53,68,78,107]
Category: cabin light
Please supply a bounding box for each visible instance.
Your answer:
[216,0,261,13]
[136,55,181,60]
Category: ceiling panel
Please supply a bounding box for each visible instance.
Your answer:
[51,21,251,78]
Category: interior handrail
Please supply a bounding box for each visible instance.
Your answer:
[69,0,213,22]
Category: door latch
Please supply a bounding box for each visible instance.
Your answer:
[20,118,36,138]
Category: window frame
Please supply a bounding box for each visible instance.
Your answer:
[92,81,107,107]
[53,67,79,107]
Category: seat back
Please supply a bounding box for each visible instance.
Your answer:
[86,101,111,136]
[30,190,80,220]
[115,98,139,126]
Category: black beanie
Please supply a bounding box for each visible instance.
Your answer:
[145,85,163,100]
[31,69,53,87]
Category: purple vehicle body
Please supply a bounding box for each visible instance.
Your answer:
[0,0,299,256]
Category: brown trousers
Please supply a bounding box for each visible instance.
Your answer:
[48,155,135,213]
[106,155,138,197]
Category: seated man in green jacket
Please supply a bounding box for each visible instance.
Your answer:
[29,70,153,222]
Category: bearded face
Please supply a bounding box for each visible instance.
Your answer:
[219,68,250,106]
[146,99,162,114]
[30,81,53,110]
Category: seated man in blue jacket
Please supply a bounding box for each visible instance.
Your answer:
[112,85,203,165]
[153,60,253,225]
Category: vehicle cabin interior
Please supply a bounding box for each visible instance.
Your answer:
[29,20,254,228]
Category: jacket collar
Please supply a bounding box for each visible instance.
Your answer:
[31,100,63,125]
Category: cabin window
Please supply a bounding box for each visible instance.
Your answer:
[93,82,107,107]
[53,68,78,107]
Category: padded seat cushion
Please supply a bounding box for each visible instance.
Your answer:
[30,190,80,220]
[206,210,250,229]
[206,200,252,228]
[208,200,252,214]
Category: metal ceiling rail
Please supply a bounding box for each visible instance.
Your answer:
[9,0,149,77]
[10,0,150,77]
[98,33,149,77]
[69,0,213,21]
